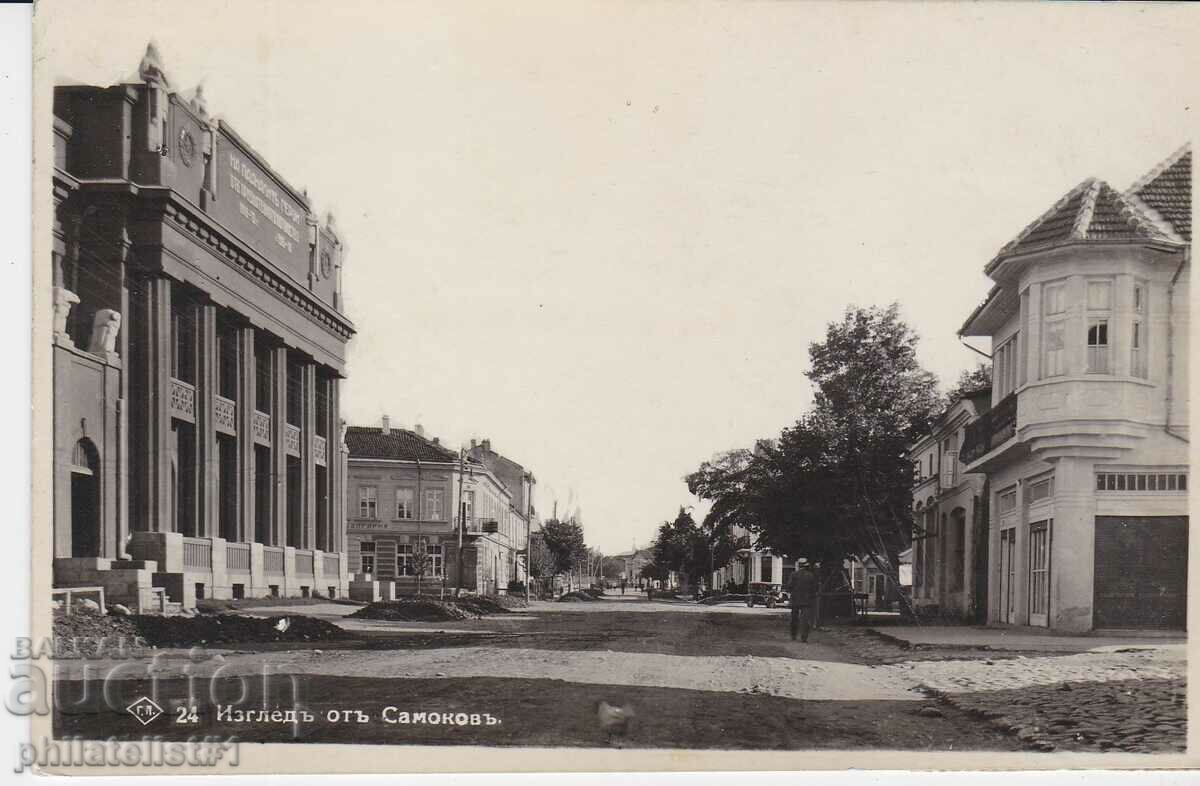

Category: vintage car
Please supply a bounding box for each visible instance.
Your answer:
[745,581,789,608]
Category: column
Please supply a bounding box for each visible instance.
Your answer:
[271,345,288,547]
[1112,273,1134,377]
[1025,282,1043,386]
[1065,275,1087,376]
[303,362,317,551]
[1049,457,1097,633]
[197,301,218,538]
[331,378,345,554]
[140,276,173,532]
[236,326,256,544]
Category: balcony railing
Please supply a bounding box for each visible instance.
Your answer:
[284,424,302,457]
[296,549,315,576]
[263,546,285,575]
[252,410,271,445]
[960,392,1018,465]
[313,435,327,466]
[214,395,237,435]
[226,542,251,572]
[169,378,196,422]
[182,537,212,569]
[323,553,340,576]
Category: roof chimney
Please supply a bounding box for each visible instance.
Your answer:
[431,437,440,445]
[415,423,425,438]
[381,415,390,436]
[470,438,477,449]
[481,438,491,452]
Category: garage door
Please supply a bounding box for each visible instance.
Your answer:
[1094,516,1188,630]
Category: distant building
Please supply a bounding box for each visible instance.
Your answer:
[709,525,788,593]
[958,146,1190,632]
[468,438,536,583]
[908,388,992,621]
[51,44,354,610]
[345,419,522,597]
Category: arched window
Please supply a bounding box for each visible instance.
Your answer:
[70,439,100,558]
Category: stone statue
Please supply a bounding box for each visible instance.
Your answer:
[339,418,349,446]
[87,309,122,357]
[52,287,80,344]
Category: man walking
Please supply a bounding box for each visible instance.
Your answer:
[787,558,818,642]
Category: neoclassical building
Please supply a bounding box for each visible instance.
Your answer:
[345,420,524,597]
[909,388,991,621]
[959,146,1189,632]
[51,45,354,610]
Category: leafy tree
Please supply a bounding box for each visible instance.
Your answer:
[946,362,992,406]
[649,507,710,585]
[412,540,433,596]
[527,530,552,579]
[540,517,586,585]
[687,304,942,609]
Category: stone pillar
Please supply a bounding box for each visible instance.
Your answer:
[1112,273,1133,377]
[1012,478,1029,626]
[249,542,266,597]
[197,301,218,538]
[1065,275,1087,376]
[1026,282,1043,385]
[236,326,256,545]
[331,379,345,554]
[283,546,297,596]
[303,362,317,551]
[271,345,288,547]
[210,536,228,599]
[1048,457,1097,632]
[142,276,173,532]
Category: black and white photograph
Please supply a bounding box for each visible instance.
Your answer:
[22,0,1199,775]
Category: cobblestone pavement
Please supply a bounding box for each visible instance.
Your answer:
[825,626,1187,753]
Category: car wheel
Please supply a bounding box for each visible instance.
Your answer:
[767,597,776,608]
[746,597,754,607]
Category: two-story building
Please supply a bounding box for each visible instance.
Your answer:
[909,387,991,621]
[958,146,1190,632]
[468,437,536,587]
[345,419,522,597]
[51,44,354,611]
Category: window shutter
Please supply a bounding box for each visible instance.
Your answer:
[941,452,958,489]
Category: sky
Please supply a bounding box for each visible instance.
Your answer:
[39,1,1197,553]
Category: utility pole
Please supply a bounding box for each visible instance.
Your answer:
[455,447,465,597]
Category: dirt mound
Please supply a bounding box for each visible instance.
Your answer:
[350,599,476,622]
[454,596,520,615]
[557,591,598,603]
[53,607,141,649]
[491,595,528,610]
[52,608,353,650]
[698,594,746,605]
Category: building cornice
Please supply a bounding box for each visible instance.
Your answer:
[70,179,355,342]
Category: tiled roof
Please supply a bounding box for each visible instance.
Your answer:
[986,178,1178,273]
[1125,145,1191,242]
[345,426,460,462]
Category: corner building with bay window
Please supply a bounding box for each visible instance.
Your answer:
[959,146,1189,632]
[50,45,355,610]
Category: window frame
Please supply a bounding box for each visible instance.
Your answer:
[1041,280,1068,379]
[358,486,378,519]
[394,487,415,520]
[1085,278,1113,374]
[424,488,445,521]
[358,540,376,574]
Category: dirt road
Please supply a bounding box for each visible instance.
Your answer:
[50,598,1095,750]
